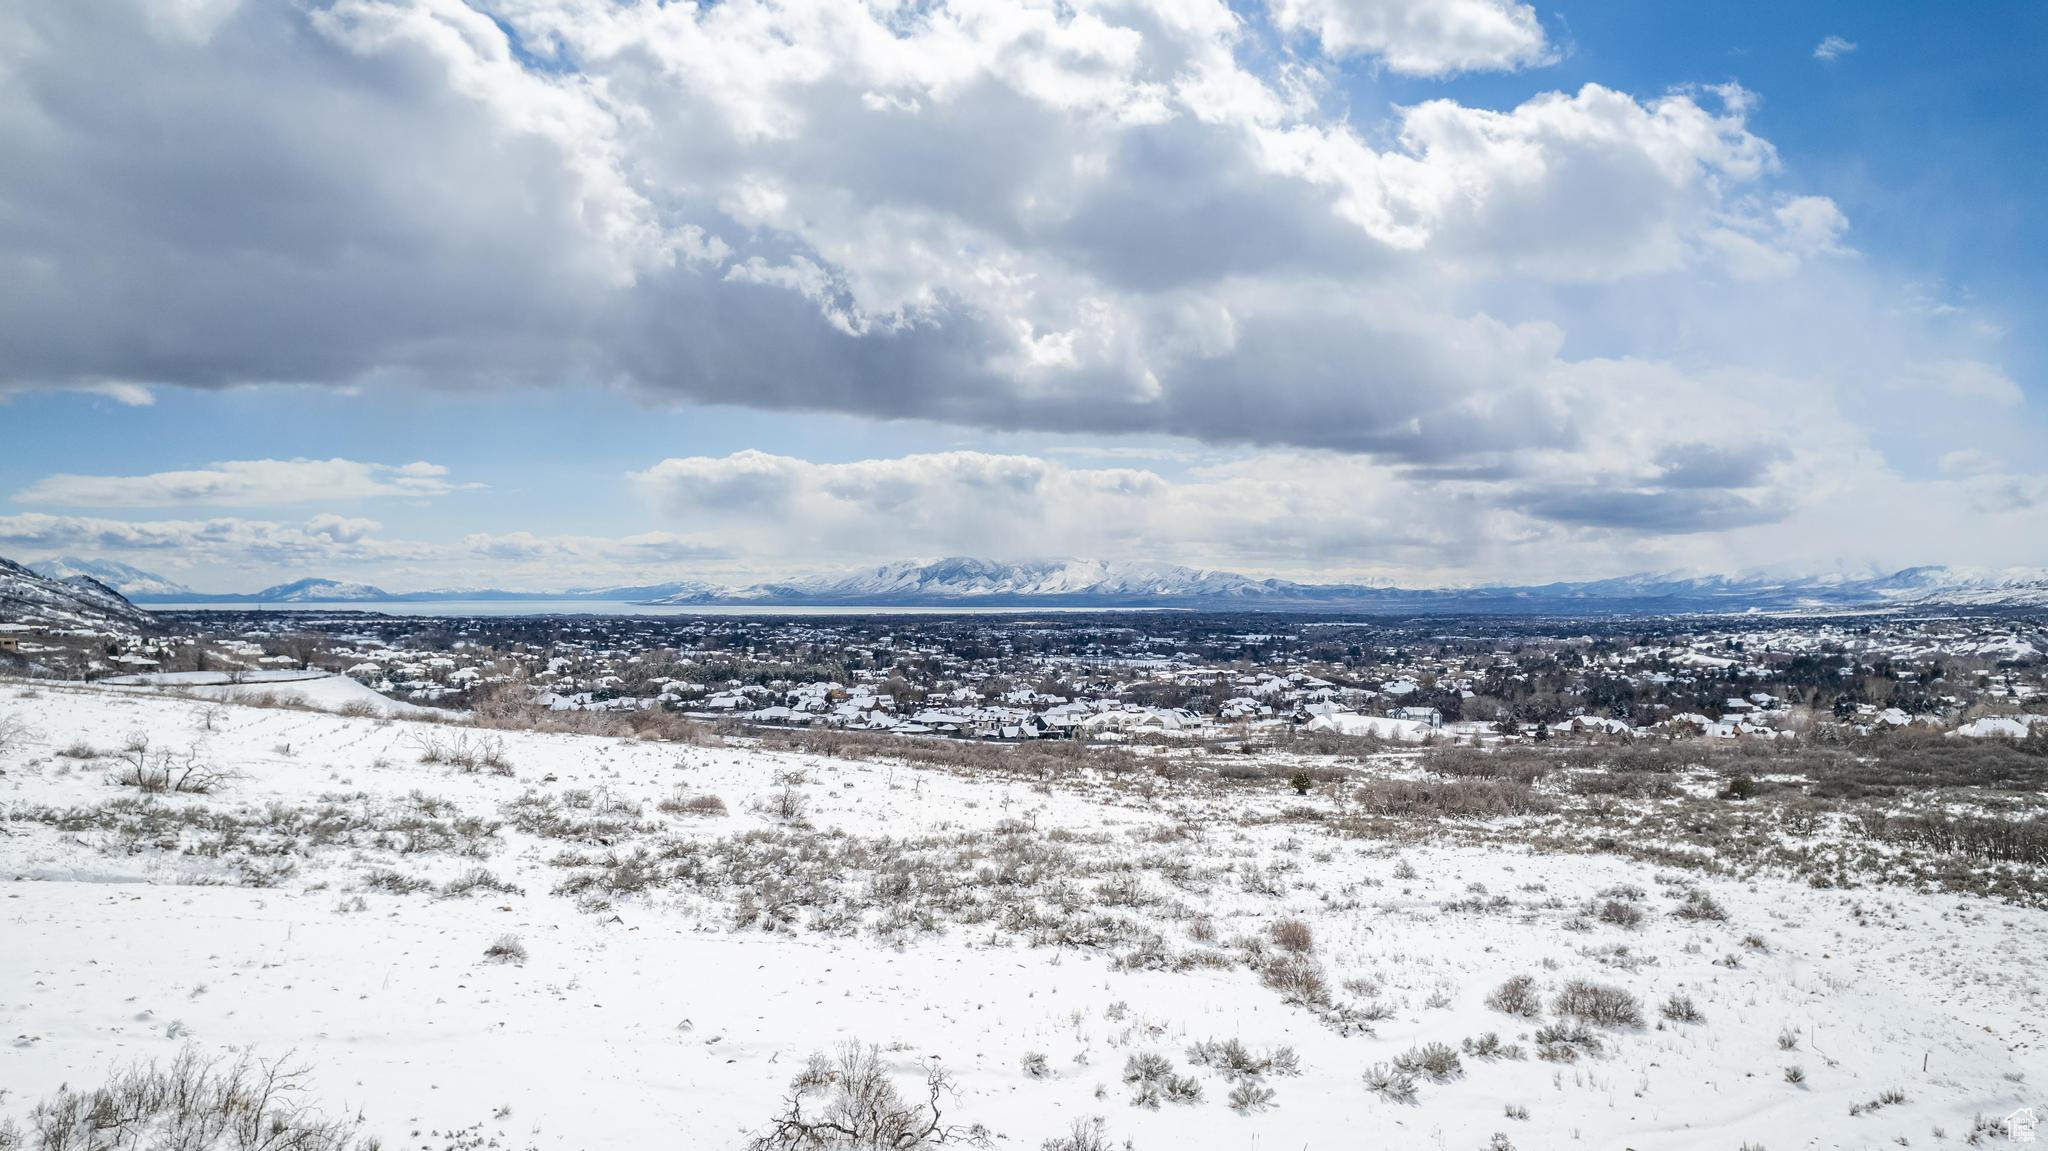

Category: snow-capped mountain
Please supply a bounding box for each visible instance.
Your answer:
[646,558,2048,611]
[249,578,393,603]
[28,551,2046,613]
[725,558,1324,604]
[29,557,193,600]
[0,555,154,629]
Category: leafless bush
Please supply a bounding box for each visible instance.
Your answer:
[1350,777,1550,818]
[1552,980,1642,1027]
[1424,747,1552,785]
[1533,1020,1604,1061]
[1360,1062,1417,1102]
[1039,1118,1113,1151]
[1268,918,1314,954]
[659,790,729,817]
[1659,993,1704,1024]
[1673,889,1729,922]
[1185,1038,1300,1083]
[483,934,527,963]
[440,868,523,899]
[1848,1088,1907,1117]
[1226,1081,1276,1113]
[112,747,226,794]
[14,1046,378,1151]
[1593,899,1643,928]
[1460,1032,1523,1060]
[0,714,29,756]
[414,732,512,776]
[1020,1052,1052,1079]
[758,784,812,824]
[1486,975,1540,1018]
[750,1042,986,1150]
[55,740,99,759]
[1261,955,1330,1007]
[1392,1042,1463,1081]
[1121,1052,1200,1108]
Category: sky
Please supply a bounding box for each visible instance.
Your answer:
[1,0,2043,593]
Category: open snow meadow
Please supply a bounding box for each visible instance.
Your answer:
[2,679,2041,1150]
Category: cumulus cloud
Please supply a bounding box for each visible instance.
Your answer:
[1268,0,1552,76]
[0,2,1896,462]
[16,459,474,507]
[0,0,2030,576]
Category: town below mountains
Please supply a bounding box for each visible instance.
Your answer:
[20,554,2048,615]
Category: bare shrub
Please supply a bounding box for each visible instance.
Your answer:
[1121,1052,1200,1108]
[14,1046,377,1151]
[1185,1038,1300,1083]
[1533,1021,1603,1062]
[0,714,32,757]
[1486,975,1540,1018]
[1659,993,1704,1024]
[1392,1042,1462,1081]
[751,1042,984,1150]
[1020,1052,1052,1079]
[1460,1033,1523,1061]
[758,784,812,824]
[1360,1062,1417,1103]
[1848,1089,1907,1117]
[55,740,100,759]
[659,791,729,817]
[1593,899,1644,929]
[482,934,528,963]
[1673,889,1729,922]
[415,732,512,776]
[1040,1118,1114,1151]
[112,747,225,794]
[1226,1081,1276,1113]
[1552,979,1642,1027]
[1261,955,1330,1007]
[1268,917,1314,954]
[440,868,523,898]
[1351,777,1550,818]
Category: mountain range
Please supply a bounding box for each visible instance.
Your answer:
[20,554,2048,614]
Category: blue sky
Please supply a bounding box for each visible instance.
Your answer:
[1,0,2042,591]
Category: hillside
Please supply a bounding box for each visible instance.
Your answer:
[0,555,155,630]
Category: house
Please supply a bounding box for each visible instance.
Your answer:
[0,637,18,653]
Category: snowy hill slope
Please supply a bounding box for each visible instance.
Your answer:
[0,555,154,629]
[0,685,2038,1149]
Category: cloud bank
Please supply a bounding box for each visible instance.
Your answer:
[0,0,2037,583]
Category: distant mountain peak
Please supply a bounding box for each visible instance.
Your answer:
[29,556,192,599]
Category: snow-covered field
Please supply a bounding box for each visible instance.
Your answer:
[2,682,2041,1149]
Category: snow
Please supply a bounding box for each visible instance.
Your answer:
[1953,715,2046,739]
[1302,712,1434,742]
[97,669,454,718]
[1,684,2041,1148]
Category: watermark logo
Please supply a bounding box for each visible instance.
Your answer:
[2010,1106,2038,1144]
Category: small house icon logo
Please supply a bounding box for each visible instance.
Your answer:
[2010,1107,2039,1144]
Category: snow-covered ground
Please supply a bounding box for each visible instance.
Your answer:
[2,682,2041,1149]
[97,669,453,719]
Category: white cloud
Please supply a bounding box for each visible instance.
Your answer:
[1268,0,1552,76]
[16,459,475,507]
[1814,35,1857,62]
[0,0,2031,576]
[0,513,430,567]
